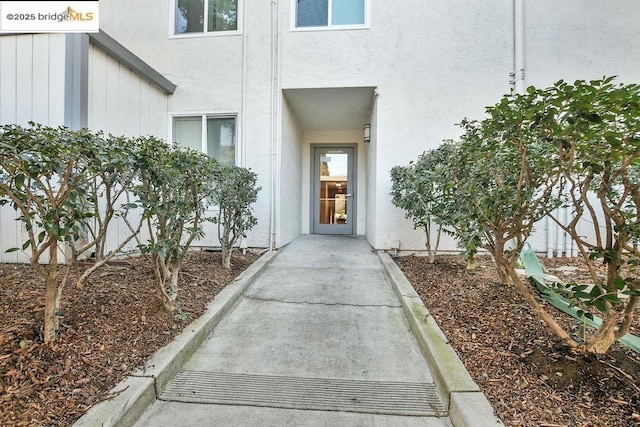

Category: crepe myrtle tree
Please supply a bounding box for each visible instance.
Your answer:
[210,164,260,269]
[390,149,444,264]
[454,88,566,286]
[543,78,640,354]
[391,141,485,268]
[427,141,485,269]
[447,88,586,351]
[135,138,218,311]
[70,134,147,288]
[0,123,99,342]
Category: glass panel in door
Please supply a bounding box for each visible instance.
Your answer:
[313,147,355,235]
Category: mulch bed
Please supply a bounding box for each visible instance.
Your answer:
[0,250,259,426]
[395,254,640,427]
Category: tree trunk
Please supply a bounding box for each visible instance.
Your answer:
[492,238,512,285]
[495,261,512,285]
[500,256,579,351]
[44,245,59,343]
[466,252,476,270]
[153,256,177,312]
[222,246,233,269]
[424,225,435,264]
[585,309,621,354]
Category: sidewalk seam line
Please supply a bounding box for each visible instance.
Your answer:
[243,294,402,309]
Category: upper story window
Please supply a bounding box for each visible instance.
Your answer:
[172,115,237,166]
[174,0,238,35]
[295,0,367,29]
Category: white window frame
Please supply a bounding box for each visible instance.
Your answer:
[290,0,370,31]
[169,0,243,39]
[169,111,240,167]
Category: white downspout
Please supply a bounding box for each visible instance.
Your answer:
[269,0,279,250]
[515,0,553,258]
[241,0,248,168]
[512,0,525,95]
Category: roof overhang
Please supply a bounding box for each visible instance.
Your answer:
[283,87,376,132]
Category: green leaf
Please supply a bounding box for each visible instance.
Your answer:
[613,276,626,290]
[14,174,25,189]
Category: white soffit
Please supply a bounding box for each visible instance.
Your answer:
[283,87,376,131]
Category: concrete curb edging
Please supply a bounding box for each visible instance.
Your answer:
[377,253,503,427]
[74,250,278,427]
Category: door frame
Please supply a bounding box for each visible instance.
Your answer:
[310,144,358,235]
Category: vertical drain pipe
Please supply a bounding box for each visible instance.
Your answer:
[241,0,248,168]
[269,0,279,251]
[514,0,556,258]
[512,0,525,95]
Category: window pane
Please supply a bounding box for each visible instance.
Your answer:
[175,0,204,33]
[207,117,236,165]
[332,0,364,25]
[296,0,328,27]
[173,116,202,152]
[208,0,238,31]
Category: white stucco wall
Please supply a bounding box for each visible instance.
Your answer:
[521,0,640,256]
[100,0,274,248]
[524,0,640,88]
[279,1,513,251]
[278,95,303,246]
[364,97,377,246]
[97,0,640,253]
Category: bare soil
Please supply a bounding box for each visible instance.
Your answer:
[395,254,640,427]
[0,250,259,426]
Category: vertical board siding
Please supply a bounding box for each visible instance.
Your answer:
[31,35,49,124]
[0,34,67,263]
[0,36,18,123]
[87,44,169,138]
[1,38,170,263]
[86,44,170,257]
[0,33,67,126]
[15,36,33,125]
[48,35,67,125]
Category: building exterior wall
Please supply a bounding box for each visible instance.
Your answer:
[0,34,69,263]
[0,32,173,262]
[95,0,640,253]
[522,0,640,256]
[87,44,171,255]
[100,0,273,249]
[0,34,67,126]
[88,44,168,137]
[278,95,303,246]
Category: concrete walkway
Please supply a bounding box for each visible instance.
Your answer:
[77,235,501,426]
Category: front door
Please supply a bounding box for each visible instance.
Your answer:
[312,146,355,235]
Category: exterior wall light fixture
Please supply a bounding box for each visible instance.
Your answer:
[363,124,371,143]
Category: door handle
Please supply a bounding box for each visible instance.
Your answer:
[345,193,353,198]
